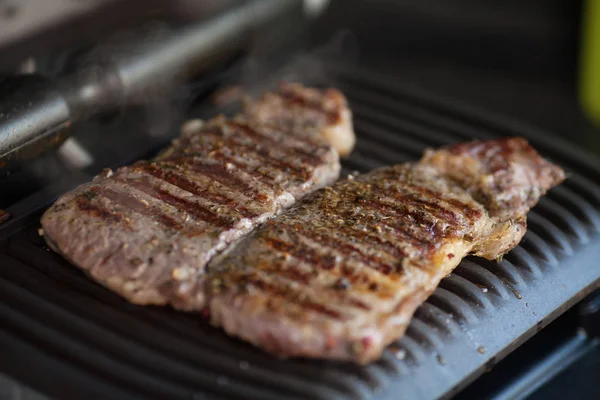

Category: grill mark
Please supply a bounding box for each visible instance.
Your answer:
[381,192,461,228]
[286,201,410,262]
[208,152,280,187]
[262,237,336,270]
[133,163,259,219]
[93,185,195,233]
[226,120,325,166]
[279,88,340,124]
[251,148,312,181]
[176,129,313,181]
[164,158,271,203]
[248,249,374,311]
[444,198,483,219]
[359,197,440,233]
[337,207,437,260]
[371,185,464,228]
[175,117,323,161]
[265,266,313,285]
[240,277,344,320]
[75,191,124,223]
[247,117,327,150]
[371,168,483,220]
[262,235,386,296]
[171,152,280,190]
[335,202,435,249]
[119,177,234,229]
[409,185,482,220]
[377,217,438,250]
[254,262,371,310]
[391,179,483,221]
[346,297,371,310]
[359,193,463,239]
[289,224,398,275]
[216,133,313,180]
[346,229,408,264]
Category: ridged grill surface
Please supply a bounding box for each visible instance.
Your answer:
[1,65,600,400]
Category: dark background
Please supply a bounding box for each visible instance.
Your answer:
[310,0,600,156]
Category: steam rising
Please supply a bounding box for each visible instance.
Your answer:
[234,29,360,98]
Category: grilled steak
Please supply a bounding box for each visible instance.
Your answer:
[205,138,565,363]
[40,84,355,309]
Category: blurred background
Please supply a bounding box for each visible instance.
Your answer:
[1,0,598,156]
[312,0,591,140]
[1,0,599,179]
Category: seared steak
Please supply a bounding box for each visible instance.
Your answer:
[205,138,565,363]
[41,84,355,309]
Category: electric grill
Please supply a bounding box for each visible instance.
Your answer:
[1,1,599,399]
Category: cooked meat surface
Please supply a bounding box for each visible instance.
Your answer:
[40,83,354,309]
[205,138,565,363]
[244,82,355,157]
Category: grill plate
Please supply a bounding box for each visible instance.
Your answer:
[1,65,599,400]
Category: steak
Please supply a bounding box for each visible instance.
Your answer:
[205,137,565,363]
[40,83,355,309]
